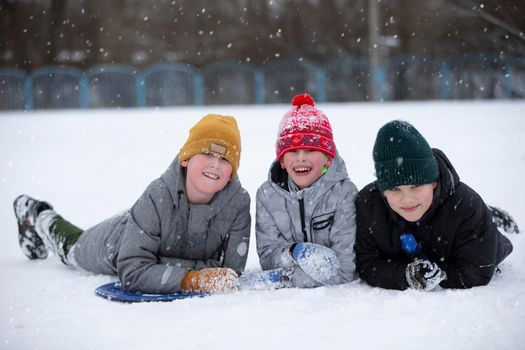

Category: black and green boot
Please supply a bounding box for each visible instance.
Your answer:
[13,194,52,260]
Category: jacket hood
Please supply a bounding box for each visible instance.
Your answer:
[433,148,460,204]
[267,152,349,199]
[160,154,242,212]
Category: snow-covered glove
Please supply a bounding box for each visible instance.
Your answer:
[488,205,520,234]
[405,259,447,291]
[290,242,340,284]
[181,268,238,294]
[238,267,294,290]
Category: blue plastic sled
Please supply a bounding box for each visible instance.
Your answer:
[95,282,207,303]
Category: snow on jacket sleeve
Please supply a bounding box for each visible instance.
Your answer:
[116,181,189,294]
[255,187,321,288]
[324,180,358,285]
[438,187,503,289]
[220,195,251,274]
[355,186,409,290]
[255,185,295,271]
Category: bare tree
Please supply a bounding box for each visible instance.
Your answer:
[1,0,523,70]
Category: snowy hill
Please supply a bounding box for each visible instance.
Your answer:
[1,100,524,350]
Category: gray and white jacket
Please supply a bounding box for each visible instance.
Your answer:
[255,154,357,287]
[73,155,251,293]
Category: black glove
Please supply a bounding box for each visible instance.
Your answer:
[405,259,447,291]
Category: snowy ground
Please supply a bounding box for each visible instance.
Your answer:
[1,100,524,350]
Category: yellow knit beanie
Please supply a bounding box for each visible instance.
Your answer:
[179,114,241,179]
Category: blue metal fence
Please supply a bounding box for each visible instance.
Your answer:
[0,68,26,110]
[141,63,200,106]
[202,62,258,105]
[325,58,371,101]
[1,54,523,110]
[30,66,84,109]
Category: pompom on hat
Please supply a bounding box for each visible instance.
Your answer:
[276,93,336,161]
[179,114,241,179]
[373,120,439,192]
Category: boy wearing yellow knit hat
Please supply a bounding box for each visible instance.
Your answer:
[13,114,251,295]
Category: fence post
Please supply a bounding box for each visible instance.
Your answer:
[440,61,450,100]
[24,75,33,110]
[254,70,265,104]
[316,67,326,103]
[372,66,386,101]
[504,64,513,99]
[193,71,204,105]
[79,73,89,108]
[136,72,146,107]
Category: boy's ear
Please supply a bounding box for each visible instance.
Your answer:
[180,160,188,168]
[280,159,286,169]
[325,157,333,168]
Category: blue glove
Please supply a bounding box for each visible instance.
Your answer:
[400,233,427,260]
[290,242,340,284]
[405,259,447,291]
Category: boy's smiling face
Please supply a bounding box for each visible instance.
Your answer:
[383,183,437,222]
[280,149,332,189]
[181,153,232,204]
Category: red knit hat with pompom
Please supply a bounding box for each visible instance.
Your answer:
[276,93,336,161]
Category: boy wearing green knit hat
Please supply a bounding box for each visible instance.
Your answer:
[355,120,517,291]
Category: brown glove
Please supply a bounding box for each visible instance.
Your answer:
[181,267,238,294]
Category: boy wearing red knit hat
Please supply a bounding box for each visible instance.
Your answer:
[239,93,358,289]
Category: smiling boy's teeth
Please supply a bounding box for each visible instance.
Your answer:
[294,167,311,172]
[203,172,219,180]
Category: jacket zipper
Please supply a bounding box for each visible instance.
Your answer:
[298,198,308,242]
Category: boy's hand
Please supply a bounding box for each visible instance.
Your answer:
[405,259,447,291]
[181,268,238,294]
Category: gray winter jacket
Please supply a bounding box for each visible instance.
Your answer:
[73,155,251,293]
[255,154,358,287]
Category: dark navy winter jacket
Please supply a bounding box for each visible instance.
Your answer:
[354,149,513,290]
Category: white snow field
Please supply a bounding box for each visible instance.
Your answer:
[1,100,524,350]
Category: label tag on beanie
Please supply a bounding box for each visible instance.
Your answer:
[210,143,227,156]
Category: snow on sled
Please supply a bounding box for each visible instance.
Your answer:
[95,282,207,303]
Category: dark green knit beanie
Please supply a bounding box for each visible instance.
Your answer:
[373,120,439,192]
